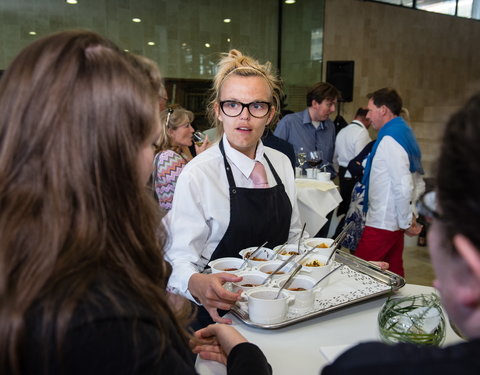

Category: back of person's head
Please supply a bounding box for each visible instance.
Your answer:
[157,105,194,151]
[437,92,480,251]
[355,107,369,118]
[306,82,341,107]
[367,87,403,116]
[0,29,188,373]
[207,49,283,135]
[133,54,164,100]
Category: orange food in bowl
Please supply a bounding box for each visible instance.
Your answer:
[305,260,324,267]
[280,251,299,256]
[316,243,329,248]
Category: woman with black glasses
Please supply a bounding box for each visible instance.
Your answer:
[165,50,303,328]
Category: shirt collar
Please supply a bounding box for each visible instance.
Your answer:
[222,133,265,178]
[303,108,326,130]
[351,120,366,129]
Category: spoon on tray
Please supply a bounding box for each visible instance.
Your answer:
[238,241,268,270]
[274,264,303,299]
[311,264,344,289]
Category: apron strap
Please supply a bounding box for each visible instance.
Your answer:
[219,138,237,188]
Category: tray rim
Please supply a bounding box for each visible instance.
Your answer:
[230,251,405,329]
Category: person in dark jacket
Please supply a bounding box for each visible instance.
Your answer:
[0,30,271,375]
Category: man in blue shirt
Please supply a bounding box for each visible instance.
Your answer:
[274,82,341,178]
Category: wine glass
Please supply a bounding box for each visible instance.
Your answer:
[296,147,306,167]
[306,150,322,170]
[307,151,323,174]
[193,131,206,146]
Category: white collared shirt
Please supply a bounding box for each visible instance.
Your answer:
[366,136,425,231]
[164,134,304,301]
[334,120,371,177]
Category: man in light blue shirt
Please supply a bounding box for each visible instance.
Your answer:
[274,82,341,178]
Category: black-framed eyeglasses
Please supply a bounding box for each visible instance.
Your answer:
[220,100,272,118]
[165,107,174,128]
[418,191,441,222]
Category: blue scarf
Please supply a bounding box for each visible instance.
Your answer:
[362,116,424,213]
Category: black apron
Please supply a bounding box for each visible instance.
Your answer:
[192,139,293,329]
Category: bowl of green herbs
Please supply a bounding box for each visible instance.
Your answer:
[378,293,446,346]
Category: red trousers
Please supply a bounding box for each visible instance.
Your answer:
[355,226,405,276]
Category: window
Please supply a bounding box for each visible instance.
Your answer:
[366,0,480,19]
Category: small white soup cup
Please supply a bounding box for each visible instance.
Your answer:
[238,246,274,267]
[272,244,304,260]
[299,254,333,283]
[276,274,320,313]
[240,287,295,324]
[257,260,296,279]
[316,172,331,181]
[231,270,270,293]
[208,257,244,274]
[303,238,335,257]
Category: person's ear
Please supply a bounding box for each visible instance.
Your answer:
[266,106,276,125]
[452,234,480,306]
[454,234,480,278]
[215,102,222,122]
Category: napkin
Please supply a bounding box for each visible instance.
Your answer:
[295,179,337,192]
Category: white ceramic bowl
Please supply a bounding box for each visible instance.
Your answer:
[276,274,320,313]
[303,238,335,257]
[241,287,295,324]
[239,246,274,267]
[299,254,333,282]
[317,172,331,181]
[208,257,245,274]
[231,270,270,293]
[272,243,305,260]
[257,260,296,279]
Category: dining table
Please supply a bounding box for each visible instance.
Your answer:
[295,178,342,236]
[195,284,464,375]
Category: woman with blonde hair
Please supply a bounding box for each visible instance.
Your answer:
[0,31,271,374]
[166,50,303,328]
[153,106,208,210]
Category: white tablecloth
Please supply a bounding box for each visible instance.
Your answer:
[295,179,342,236]
[196,284,463,375]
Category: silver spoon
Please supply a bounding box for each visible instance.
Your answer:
[274,264,303,299]
[261,253,297,285]
[238,241,268,270]
[312,264,343,289]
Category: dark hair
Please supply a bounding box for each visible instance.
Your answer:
[436,92,480,252]
[367,87,403,116]
[355,107,369,118]
[306,82,341,107]
[0,30,190,373]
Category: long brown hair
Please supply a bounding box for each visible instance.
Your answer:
[0,30,189,373]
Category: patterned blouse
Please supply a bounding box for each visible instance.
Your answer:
[153,150,187,211]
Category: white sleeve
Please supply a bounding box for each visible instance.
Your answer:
[382,137,414,230]
[354,129,372,156]
[165,170,210,302]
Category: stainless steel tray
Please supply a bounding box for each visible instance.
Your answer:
[230,251,405,329]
